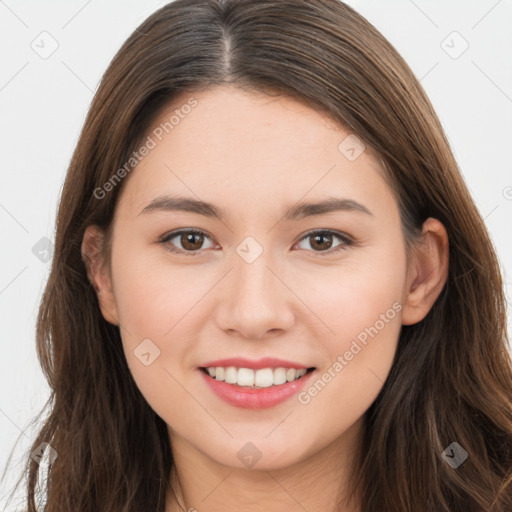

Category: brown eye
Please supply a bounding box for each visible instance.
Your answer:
[161,229,215,255]
[160,228,353,257]
[180,232,205,251]
[295,230,353,254]
[309,232,334,251]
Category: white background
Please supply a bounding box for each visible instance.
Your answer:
[1,0,511,509]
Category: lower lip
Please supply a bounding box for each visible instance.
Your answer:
[199,368,315,409]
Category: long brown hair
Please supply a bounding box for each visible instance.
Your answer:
[3,0,512,510]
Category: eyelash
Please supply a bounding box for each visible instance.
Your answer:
[159,229,355,257]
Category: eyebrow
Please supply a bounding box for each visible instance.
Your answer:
[138,195,373,220]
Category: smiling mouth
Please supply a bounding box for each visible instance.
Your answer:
[200,366,316,389]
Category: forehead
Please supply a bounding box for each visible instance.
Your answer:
[115,85,395,219]
[147,84,367,160]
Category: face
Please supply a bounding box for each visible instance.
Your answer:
[89,85,417,470]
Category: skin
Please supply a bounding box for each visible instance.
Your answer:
[82,84,449,512]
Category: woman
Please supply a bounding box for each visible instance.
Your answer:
[5,0,512,510]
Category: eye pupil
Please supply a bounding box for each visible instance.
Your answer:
[310,233,333,251]
[181,232,203,250]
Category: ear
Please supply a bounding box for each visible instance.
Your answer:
[401,217,449,325]
[81,225,119,326]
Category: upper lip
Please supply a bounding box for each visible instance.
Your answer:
[199,357,312,370]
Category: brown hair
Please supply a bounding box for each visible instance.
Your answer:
[3,0,512,510]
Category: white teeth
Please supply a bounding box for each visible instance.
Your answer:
[237,367,255,386]
[224,366,237,384]
[206,366,310,387]
[286,368,296,382]
[273,367,287,385]
[254,368,274,388]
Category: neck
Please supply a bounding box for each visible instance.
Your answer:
[165,417,364,512]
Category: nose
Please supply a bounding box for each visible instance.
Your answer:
[214,253,295,340]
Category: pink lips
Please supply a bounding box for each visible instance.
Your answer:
[198,357,315,409]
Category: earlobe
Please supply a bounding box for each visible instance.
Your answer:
[81,225,119,326]
[401,218,449,326]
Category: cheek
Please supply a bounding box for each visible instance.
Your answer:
[110,245,196,340]
[291,245,405,433]
[108,243,197,384]
[109,251,201,422]
[295,246,406,352]
[293,273,404,451]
